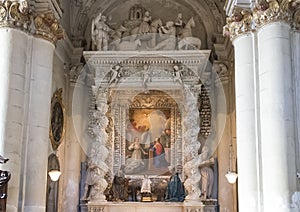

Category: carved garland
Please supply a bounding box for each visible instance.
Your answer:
[223,0,300,40]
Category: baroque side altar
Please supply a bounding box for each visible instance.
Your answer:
[81,50,218,212]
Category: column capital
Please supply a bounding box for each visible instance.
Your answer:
[0,0,31,31]
[65,63,85,85]
[223,0,300,40]
[0,1,64,44]
[33,10,64,44]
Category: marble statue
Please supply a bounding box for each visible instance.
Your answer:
[200,166,214,199]
[165,172,185,202]
[91,13,111,50]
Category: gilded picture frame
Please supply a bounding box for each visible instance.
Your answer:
[49,88,65,150]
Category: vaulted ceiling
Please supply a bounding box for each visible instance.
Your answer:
[61,0,227,50]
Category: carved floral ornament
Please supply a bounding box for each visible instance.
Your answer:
[0,0,63,44]
[223,0,300,40]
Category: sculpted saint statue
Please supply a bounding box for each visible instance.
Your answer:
[91,13,111,50]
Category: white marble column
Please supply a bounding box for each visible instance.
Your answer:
[292,30,300,193]
[258,22,297,211]
[23,37,55,212]
[0,28,29,212]
[232,33,260,212]
[62,65,84,211]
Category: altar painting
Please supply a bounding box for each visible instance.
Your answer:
[124,108,172,176]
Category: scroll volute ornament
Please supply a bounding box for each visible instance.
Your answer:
[34,10,64,43]
[0,0,30,29]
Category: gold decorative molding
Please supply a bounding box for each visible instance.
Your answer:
[289,0,300,30]
[33,10,64,44]
[223,0,300,40]
[0,0,30,30]
[223,9,253,40]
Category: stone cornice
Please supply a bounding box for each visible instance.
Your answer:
[223,0,300,40]
[83,50,211,66]
[0,0,64,45]
[0,0,30,30]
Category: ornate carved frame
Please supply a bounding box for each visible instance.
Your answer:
[110,89,183,178]
[49,88,65,150]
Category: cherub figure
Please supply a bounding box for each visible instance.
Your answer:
[173,65,184,84]
[109,64,122,84]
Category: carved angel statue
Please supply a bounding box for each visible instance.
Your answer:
[173,65,183,84]
[142,64,151,90]
[109,64,122,84]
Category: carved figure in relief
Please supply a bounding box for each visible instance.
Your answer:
[149,21,176,50]
[174,13,185,37]
[142,64,151,90]
[82,159,98,200]
[173,65,183,84]
[91,13,111,51]
[109,64,122,84]
[139,11,152,34]
[178,17,201,50]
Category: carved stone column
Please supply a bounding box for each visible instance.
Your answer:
[0,1,31,211]
[224,1,300,211]
[224,20,261,212]
[292,6,300,201]
[22,10,63,212]
[62,64,84,211]
[0,1,63,211]
[182,84,201,202]
[89,86,110,202]
[255,2,297,211]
